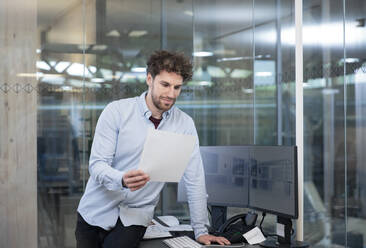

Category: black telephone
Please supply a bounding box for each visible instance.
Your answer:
[215,212,258,244]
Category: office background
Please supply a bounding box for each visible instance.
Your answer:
[0,0,365,247]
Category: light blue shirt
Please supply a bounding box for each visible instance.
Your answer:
[77,92,209,239]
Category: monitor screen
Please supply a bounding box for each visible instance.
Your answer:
[249,146,298,219]
[178,146,250,208]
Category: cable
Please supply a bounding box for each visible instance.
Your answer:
[259,212,277,237]
[207,205,212,217]
[213,209,225,229]
[206,206,221,235]
[259,212,266,229]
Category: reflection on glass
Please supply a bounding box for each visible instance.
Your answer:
[191,0,254,146]
[37,1,86,247]
[345,1,366,247]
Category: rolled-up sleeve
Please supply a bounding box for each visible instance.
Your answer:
[89,102,125,191]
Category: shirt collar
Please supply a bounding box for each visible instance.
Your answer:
[138,91,173,120]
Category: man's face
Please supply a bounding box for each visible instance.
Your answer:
[146,70,183,112]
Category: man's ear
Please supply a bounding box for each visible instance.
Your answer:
[146,73,153,87]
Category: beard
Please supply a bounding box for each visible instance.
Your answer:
[151,87,176,112]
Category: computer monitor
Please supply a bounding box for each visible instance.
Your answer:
[178,146,250,208]
[248,146,305,247]
[178,145,303,247]
[249,145,298,219]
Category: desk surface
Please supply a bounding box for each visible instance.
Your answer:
[139,238,261,248]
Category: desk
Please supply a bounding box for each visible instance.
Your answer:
[139,239,262,248]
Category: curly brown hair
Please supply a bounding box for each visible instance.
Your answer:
[146,50,193,82]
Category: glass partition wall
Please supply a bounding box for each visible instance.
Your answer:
[0,0,364,247]
[302,1,366,247]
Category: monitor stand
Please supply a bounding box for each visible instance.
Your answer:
[210,205,227,231]
[260,216,309,248]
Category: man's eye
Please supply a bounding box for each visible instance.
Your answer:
[174,86,181,90]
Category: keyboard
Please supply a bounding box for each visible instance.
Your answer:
[162,235,247,248]
[163,236,201,248]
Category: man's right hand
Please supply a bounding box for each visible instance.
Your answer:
[122,170,150,191]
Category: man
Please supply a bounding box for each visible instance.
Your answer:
[75,50,230,248]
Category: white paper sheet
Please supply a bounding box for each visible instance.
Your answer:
[143,217,193,240]
[243,227,266,245]
[152,218,193,232]
[139,129,196,182]
[157,215,180,227]
[143,224,172,239]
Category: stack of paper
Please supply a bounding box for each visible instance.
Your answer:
[143,216,193,240]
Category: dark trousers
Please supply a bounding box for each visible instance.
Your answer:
[75,213,146,248]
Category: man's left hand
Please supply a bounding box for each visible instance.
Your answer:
[197,234,231,245]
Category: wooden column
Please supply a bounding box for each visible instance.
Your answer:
[0,0,37,247]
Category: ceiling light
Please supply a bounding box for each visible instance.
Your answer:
[184,10,193,16]
[36,61,51,70]
[193,51,213,57]
[255,72,272,77]
[106,30,120,37]
[128,30,148,37]
[55,61,71,73]
[67,63,86,77]
[40,76,65,85]
[214,49,236,56]
[91,78,105,83]
[340,58,360,63]
[92,44,108,51]
[217,57,246,62]
[198,81,212,86]
[61,86,73,91]
[131,67,146,73]
[88,66,97,74]
[41,74,64,78]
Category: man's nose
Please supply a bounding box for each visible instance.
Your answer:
[167,87,176,98]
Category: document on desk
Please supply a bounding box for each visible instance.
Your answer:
[153,217,193,231]
[143,223,172,239]
[139,129,196,182]
[143,217,193,240]
[243,227,266,245]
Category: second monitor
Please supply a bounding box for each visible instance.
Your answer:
[178,146,250,208]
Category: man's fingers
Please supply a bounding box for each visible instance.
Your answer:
[213,237,230,245]
[216,238,225,245]
[122,169,150,190]
[197,235,230,246]
[124,175,149,184]
[129,182,148,191]
[126,179,148,189]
